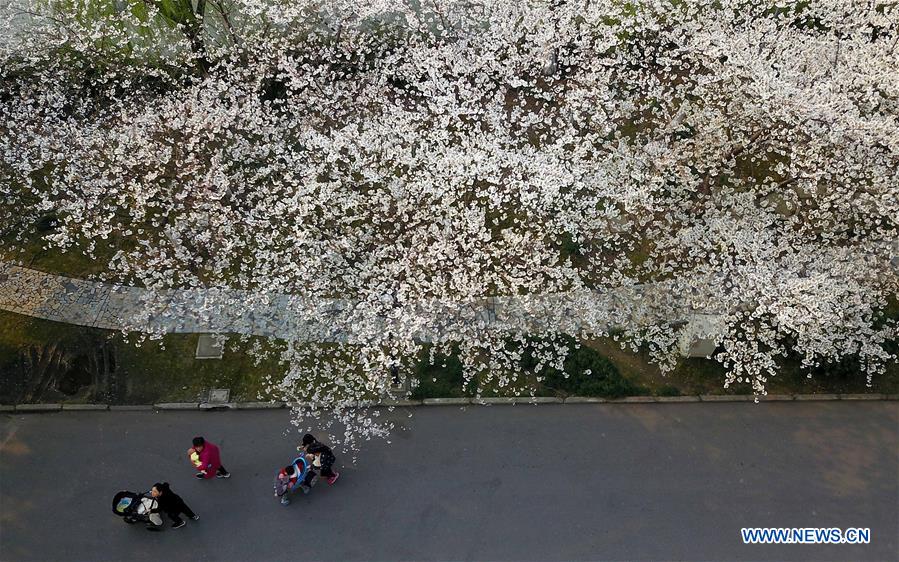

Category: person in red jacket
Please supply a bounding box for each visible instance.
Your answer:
[187,436,230,479]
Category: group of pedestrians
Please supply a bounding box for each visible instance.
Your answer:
[142,434,338,531]
[143,436,229,531]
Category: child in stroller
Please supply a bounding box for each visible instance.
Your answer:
[274,456,318,505]
[112,490,163,529]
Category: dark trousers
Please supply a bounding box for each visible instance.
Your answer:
[166,499,196,525]
[319,453,337,478]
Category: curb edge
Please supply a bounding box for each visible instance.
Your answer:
[8,392,893,412]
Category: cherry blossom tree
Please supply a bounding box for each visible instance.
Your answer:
[1,0,896,445]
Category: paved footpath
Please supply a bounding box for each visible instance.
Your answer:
[0,261,698,342]
[1,403,897,561]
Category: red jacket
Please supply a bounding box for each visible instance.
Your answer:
[196,442,222,479]
[274,467,298,496]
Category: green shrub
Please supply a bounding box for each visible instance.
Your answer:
[410,338,650,399]
[531,337,645,398]
[411,349,468,398]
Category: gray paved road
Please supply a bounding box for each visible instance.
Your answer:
[1,403,897,562]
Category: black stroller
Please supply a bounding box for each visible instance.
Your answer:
[112,490,163,528]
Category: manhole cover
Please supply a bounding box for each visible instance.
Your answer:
[196,334,224,359]
[208,388,230,403]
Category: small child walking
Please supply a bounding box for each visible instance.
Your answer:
[274,464,299,505]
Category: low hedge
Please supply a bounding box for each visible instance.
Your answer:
[411,337,648,399]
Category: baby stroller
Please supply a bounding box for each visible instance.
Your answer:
[112,490,163,528]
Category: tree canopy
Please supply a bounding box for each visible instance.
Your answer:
[1,0,896,443]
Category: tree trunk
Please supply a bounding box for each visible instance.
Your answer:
[21,344,69,403]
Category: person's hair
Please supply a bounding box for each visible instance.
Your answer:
[285,465,295,476]
[192,436,205,447]
[152,482,169,493]
[302,434,316,447]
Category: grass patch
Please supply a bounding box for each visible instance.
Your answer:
[586,336,899,396]
[0,310,286,404]
[114,333,285,404]
[1,212,115,278]
[2,308,895,404]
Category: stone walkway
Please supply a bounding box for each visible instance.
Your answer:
[0,261,718,351]
[0,261,343,338]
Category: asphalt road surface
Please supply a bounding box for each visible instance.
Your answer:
[1,402,897,561]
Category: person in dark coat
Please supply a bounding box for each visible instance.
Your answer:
[301,434,340,485]
[150,482,199,529]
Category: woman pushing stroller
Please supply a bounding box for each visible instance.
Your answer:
[111,482,197,530]
[301,434,340,485]
[148,482,199,529]
[274,434,340,505]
